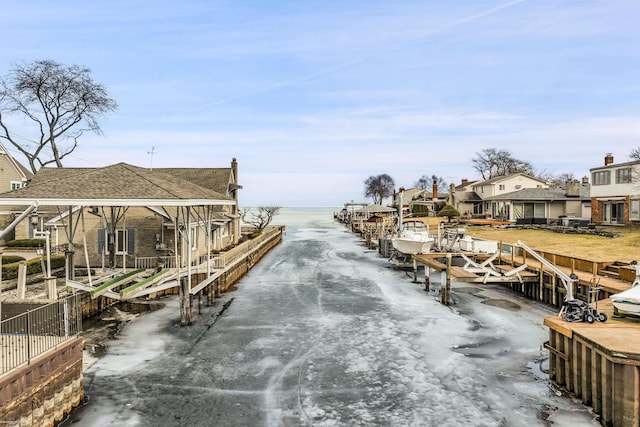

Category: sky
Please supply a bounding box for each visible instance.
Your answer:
[0,0,639,207]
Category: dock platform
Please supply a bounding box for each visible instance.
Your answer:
[413,248,640,426]
[545,299,640,426]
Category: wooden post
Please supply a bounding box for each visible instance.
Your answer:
[425,265,430,292]
[443,253,452,306]
[179,276,186,326]
[45,277,57,300]
[17,261,27,299]
[198,291,203,315]
[412,258,418,283]
[539,260,544,302]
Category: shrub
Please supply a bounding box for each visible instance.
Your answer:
[6,239,46,248]
[1,255,26,265]
[1,255,66,280]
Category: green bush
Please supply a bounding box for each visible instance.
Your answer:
[6,239,46,248]
[1,255,65,280]
[1,255,26,265]
[412,204,428,215]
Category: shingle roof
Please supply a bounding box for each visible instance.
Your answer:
[356,204,396,214]
[477,173,548,186]
[0,163,233,206]
[484,185,590,201]
[155,168,232,195]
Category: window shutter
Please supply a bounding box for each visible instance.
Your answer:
[98,229,105,254]
[127,229,135,253]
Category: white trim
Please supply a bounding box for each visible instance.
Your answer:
[0,198,236,207]
[596,197,626,201]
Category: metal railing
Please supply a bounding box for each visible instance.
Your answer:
[135,227,283,272]
[134,255,180,270]
[0,293,82,375]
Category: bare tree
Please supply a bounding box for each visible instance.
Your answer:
[630,147,640,160]
[242,206,281,234]
[414,174,448,193]
[364,174,395,204]
[0,59,118,173]
[538,171,575,188]
[471,148,534,180]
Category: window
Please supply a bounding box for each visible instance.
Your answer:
[616,168,632,184]
[190,226,198,250]
[498,184,505,190]
[98,228,135,254]
[602,202,624,223]
[592,171,611,185]
[631,200,640,221]
[10,181,22,190]
[513,202,546,219]
[116,230,128,254]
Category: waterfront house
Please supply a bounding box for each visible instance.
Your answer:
[0,142,32,192]
[351,204,396,233]
[450,179,482,218]
[0,142,34,243]
[0,160,240,271]
[483,178,591,224]
[590,153,640,226]
[469,173,550,220]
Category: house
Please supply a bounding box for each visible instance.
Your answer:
[0,141,32,193]
[393,187,433,217]
[469,173,550,220]
[450,178,482,218]
[0,160,241,270]
[590,153,640,226]
[0,142,34,242]
[483,178,591,224]
[393,186,456,217]
[350,204,396,233]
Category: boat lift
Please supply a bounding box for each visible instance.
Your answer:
[516,240,606,323]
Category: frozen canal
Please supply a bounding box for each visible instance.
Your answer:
[68,208,599,426]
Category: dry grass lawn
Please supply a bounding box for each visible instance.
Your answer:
[465,225,640,262]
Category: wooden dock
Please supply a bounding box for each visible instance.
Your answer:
[545,300,640,427]
[413,248,640,426]
[412,252,538,284]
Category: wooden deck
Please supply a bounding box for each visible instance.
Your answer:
[413,252,538,284]
[544,298,640,426]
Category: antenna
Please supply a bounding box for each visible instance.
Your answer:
[147,146,156,170]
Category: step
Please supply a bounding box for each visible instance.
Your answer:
[599,270,620,279]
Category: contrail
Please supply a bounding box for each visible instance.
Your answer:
[197,0,526,109]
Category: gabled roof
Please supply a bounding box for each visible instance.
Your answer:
[455,180,479,190]
[355,204,396,214]
[155,168,233,195]
[590,158,640,171]
[453,191,482,202]
[475,173,548,186]
[399,187,429,200]
[484,185,590,201]
[0,162,234,207]
[0,141,33,181]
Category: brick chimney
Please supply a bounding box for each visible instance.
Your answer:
[604,153,614,166]
[461,178,469,186]
[432,183,438,200]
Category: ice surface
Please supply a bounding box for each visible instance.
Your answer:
[68,208,600,426]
